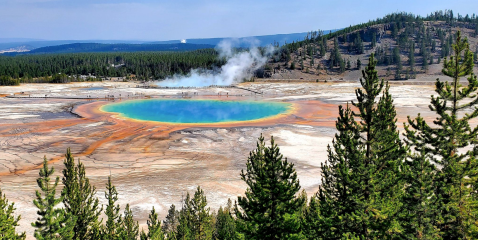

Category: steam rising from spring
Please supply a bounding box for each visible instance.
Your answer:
[156,39,274,87]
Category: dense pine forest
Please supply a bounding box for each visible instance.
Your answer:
[265,10,478,79]
[0,49,223,85]
[2,30,478,239]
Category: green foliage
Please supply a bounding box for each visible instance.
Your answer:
[405,31,478,239]
[317,53,406,238]
[0,49,221,83]
[371,31,377,48]
[120,204,139,240]
[176,186,213,240]
[214,199,238,240]
[103,176,122,240]
[399,139,441,239]
[409,41,416,67]
[61,148,102,240]
[0,75,19,86]
[330,38,343,68]
[422,54,429,71]
[32,157,75,240]
[141,207,165,240]
[162,204,179,240]
[474,48,477,63]
[236,135,305,240]
[392,23,399,39]
[349,32,364,54]
[0,188,26,239]
[339,59,345,73]
[301,196,321,239]
[393,47,400,64]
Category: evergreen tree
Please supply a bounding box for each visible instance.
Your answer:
[301,196,321,239]
[395,66,401,80]
[320,44,326,57]
[190,187,213,239]
[371,31,377,48]
[405,31,478,239]
[357,58,362,69]
[176,195,193,240]
[409,41,416,68]
[347,59,351,70]
[0,189,26,239]
[399,141,441,239]
[330,37,343,67]
[120,204,139,240]
[103,176,122,240]
[339,59,346,73]
[393,47,401,64]
[176,187,213,240]
[162,204,179,240]
[62,148,102,240]
[140,207,165,240]
[214,199,238,240]
[32,157,75,240]
[317,53,406,239]
[236,135,305,240]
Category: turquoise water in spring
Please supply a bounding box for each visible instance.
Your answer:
[101,99,291,123]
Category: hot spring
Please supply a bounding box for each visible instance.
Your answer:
[101,99,291,124]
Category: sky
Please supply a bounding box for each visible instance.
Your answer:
[1,0,478,41]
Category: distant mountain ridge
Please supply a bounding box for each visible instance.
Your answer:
[2,43,216,56]
[0,30,339,54]
[145,31,340,47]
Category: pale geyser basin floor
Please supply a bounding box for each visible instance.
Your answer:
[1,81,468,238]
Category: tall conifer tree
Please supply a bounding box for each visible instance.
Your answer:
[301,196,321,239]
[214,199,238,240]
[103,176,122,240]
[0,189,26,239]
[162,204,179,240]
[32,157,75,240]
[236,135,304,240]
[176,187,213,240]
[405,31,478,239]
[399,143,440,239]
[120,204,139,240]
[176,194,193,240]
[317,53,406,239]
[61,148,102,240]
[140,207,165,240]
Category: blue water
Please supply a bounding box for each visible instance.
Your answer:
[101,99,291,123]
[83,87,107,91]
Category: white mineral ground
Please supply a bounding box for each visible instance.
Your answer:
[0,80,473,239]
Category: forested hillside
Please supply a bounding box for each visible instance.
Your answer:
[265,10,478,80]
[0,49,224,85]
